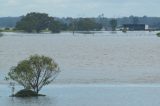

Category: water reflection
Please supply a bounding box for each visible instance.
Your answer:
[2,84,160,106]
[6,96,57,106]
[0,32,3,37]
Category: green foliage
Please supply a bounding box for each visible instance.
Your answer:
[0,15,122,32]
[110,18,117,31]
[77,18,97,31]
[156,32,160,37]
[2,16,160,31]
[67,18,102,32]
[95,23,103,31]
[16,12,61,33]
[5,27,10,30]
[16,12,50,33]
[60,23,68,31]
[129,16,139,24]
[7,54,60,94]
[14,89,38,97]
[8,60,33,89]
[122,28,127,33]
[48,18,61,33]
[13,89,45,97]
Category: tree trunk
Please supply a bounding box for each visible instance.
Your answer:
[36,88,39,94]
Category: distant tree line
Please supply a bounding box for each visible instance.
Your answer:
[67,18,102,31]
[110,18,117,31]
[14,12,103,33]
[0,17,21,28]
[1,13,160,31]
[15,12,61,33]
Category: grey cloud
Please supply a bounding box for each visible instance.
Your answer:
[0,0,160,17]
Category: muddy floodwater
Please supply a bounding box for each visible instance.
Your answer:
[1,31,160,106]
[0,31,160,84]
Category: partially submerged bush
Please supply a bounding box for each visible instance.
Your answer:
[156,32,160,37]
[6,54,60,95]
[122,28,127,33]
[13,89,45,97]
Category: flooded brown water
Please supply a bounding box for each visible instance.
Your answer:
[0,31,159,84]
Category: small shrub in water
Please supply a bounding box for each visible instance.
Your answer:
[156,32,160,37]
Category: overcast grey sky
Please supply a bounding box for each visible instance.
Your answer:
[1,0,160,17]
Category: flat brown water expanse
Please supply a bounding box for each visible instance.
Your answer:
[0,31,160,84]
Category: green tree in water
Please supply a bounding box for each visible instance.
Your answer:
[110,18,117,31]
[6,55,60,94]
[77,18,97,31]
[48,17,61,33]
[16,12,61,33]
